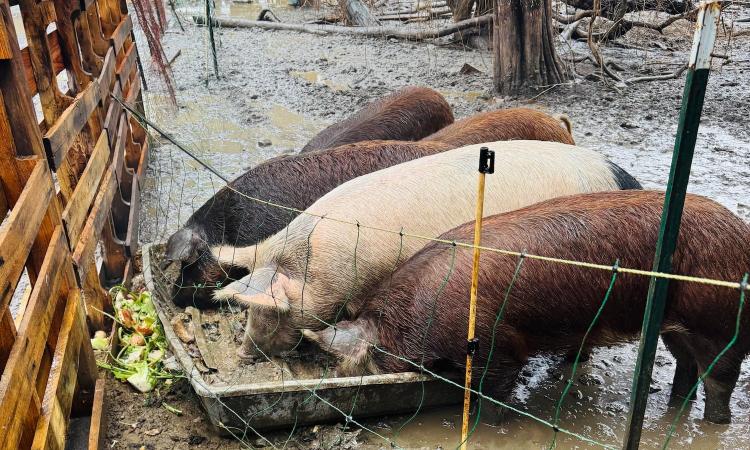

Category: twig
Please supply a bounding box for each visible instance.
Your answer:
[168,0,185,31]
[586,0,624,83]
[167,49,182,67]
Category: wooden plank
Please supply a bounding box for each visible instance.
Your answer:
[115,44,136,89]
[72,169,117,281]
[111,112,127,182]
[0,227,74,450]
[51,0,92,88]
[81,262,107,332]
[128,115,145,144]
[30,291,91,450]
[0,178,7,217]
[43,81,102,169]
[124,70,140,106]
[20,30,66,97]
[109,14,131,55]
[136,138,149,187]
[0,6,50,160]
[110,192,128,239]
[97,47,116,108]
[87,379,106,450]
[103,82,122,148]
[0,162,54,316]
[100,218,127,285]
[85,4,110,58]
[125,179,139,257]
[0,11,12,60]
[61,131,109,245]
[0,310,15,370]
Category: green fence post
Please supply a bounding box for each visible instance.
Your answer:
[206,0,219,78]
[623,2,722,449]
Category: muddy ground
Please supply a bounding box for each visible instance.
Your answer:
[105,1,750,449]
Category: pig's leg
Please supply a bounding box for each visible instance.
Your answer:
[476,363,523,425]
[697,350,742,424]
[662,334,698,405]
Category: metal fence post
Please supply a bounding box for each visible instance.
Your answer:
[460,147,494,450]
[206,0,219,78]
[623,2,721,449]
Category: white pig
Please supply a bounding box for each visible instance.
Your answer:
[212,140,641,360]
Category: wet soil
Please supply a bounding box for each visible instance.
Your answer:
[105,2,750,449]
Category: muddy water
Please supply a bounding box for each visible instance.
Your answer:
[362,346,750,449]
[135,4,750,449]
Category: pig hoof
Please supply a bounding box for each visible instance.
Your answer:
[704,409,731,424]
[236,347,256,364]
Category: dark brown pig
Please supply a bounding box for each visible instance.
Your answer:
[165,140,451,308]
[305,190,750,424]
[422,108,575,147]
[300,86,454,152]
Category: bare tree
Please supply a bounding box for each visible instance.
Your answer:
[493,0,566,95]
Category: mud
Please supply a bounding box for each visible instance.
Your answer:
[106,1,750,449]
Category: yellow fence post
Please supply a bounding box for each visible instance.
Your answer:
[460,146,494,449]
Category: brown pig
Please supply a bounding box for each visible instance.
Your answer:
[305,190,750,424]
[422,108,575,147]
[300,86,454,153]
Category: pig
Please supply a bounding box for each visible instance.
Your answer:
[422,108,575,147]
[165,109,581,308]
[211,140,642,361]
[165,140,449,308]
[304,190,750,424]
[300,86,454,153]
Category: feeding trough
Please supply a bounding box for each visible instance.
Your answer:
[142,242,463,434]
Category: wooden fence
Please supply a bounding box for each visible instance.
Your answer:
[0,0,148,448]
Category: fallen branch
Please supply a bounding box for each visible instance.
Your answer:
[378,7,452,21]
[193,13,493,40]
[625,63,687,83]
[556,10,594,24]
[559,18,583,41]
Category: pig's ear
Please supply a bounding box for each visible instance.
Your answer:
[165,228,205,265]
[303,322,372,366]
[213,272,291,312]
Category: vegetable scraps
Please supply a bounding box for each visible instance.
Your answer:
[94,285,180,392]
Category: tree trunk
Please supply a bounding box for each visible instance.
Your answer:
[339,0,381,27]
[493,0,566,95]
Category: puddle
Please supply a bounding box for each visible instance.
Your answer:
[361,342,750,449]
[290,70,350,91]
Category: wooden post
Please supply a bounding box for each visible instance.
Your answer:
[623,2,721,448]
[459,147,494,450]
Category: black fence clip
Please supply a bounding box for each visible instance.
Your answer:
[467,338,480,356]
[479,147,495,174]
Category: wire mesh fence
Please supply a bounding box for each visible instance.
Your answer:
[118,1,750,449]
